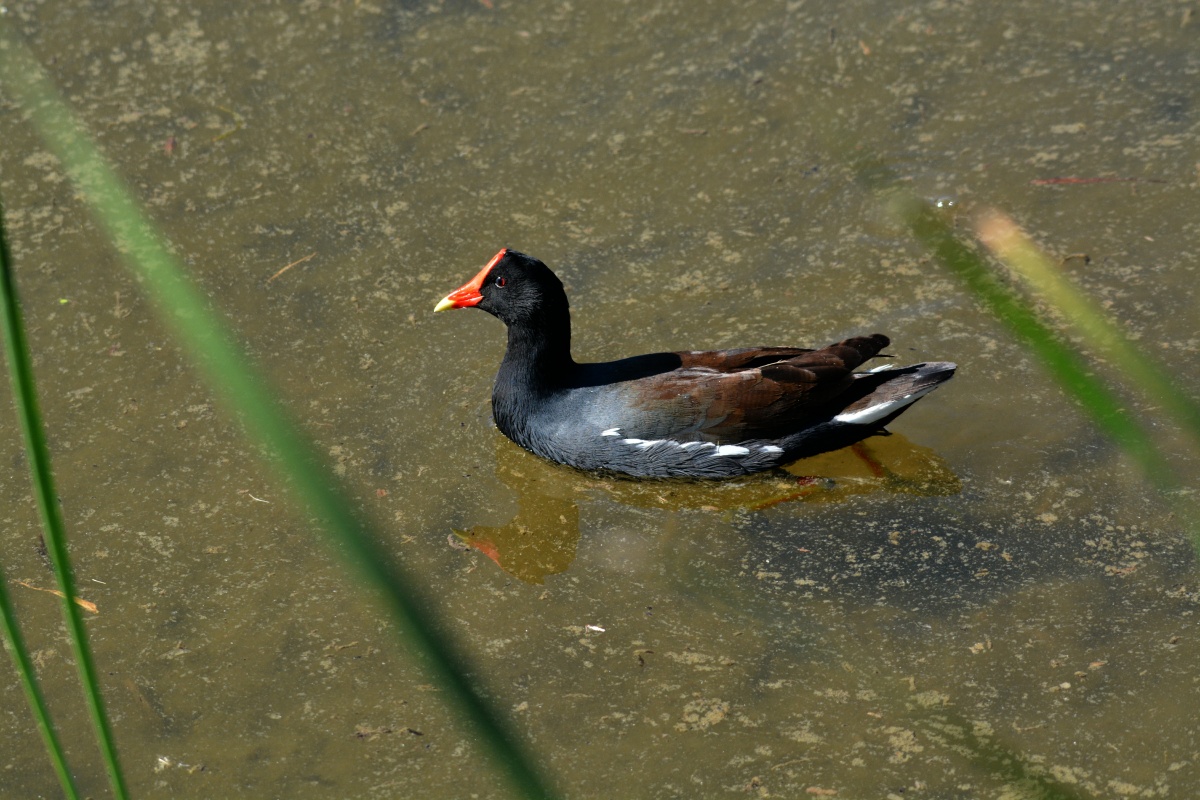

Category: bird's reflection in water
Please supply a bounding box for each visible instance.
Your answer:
[453,432,961,584]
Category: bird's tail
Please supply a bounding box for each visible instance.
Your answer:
[833,362,957,426]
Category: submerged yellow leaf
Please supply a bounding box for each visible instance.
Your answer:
[16,581,99,614]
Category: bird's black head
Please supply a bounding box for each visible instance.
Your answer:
[435,248,569,329]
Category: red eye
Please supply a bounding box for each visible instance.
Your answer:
[495,276,507,287]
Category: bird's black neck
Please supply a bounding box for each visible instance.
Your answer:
[494,298,575,417]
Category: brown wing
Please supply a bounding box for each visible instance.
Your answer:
[630,335,890,442]
[675,346,816,371]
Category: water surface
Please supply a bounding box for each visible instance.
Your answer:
[2,0,1198,796]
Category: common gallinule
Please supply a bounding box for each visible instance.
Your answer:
[435,249,955,479]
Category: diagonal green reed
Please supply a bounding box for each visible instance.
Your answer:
[1,22,556,800]
[921,708,1093,800]
[889,194,1176,486]
[888,192,1198,544]
[0,203,84,800]
[975,209,1200,454]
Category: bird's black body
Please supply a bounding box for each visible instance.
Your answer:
[436,249,955,479]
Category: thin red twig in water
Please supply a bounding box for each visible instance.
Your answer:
[1030,176,1165,186]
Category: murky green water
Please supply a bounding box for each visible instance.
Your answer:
[2,0,1198,797]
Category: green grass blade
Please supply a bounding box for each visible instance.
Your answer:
[1,22,556,799]
[976,210,1200,454]
[923,709,1092,800]
[890,194,1180,490]
[887,193,1197,549]
[0,203,100,799]
[0,583,80,800]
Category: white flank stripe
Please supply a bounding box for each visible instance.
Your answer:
[601,427,621,437]
[615,436,766,456]
[622,437,664,449]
